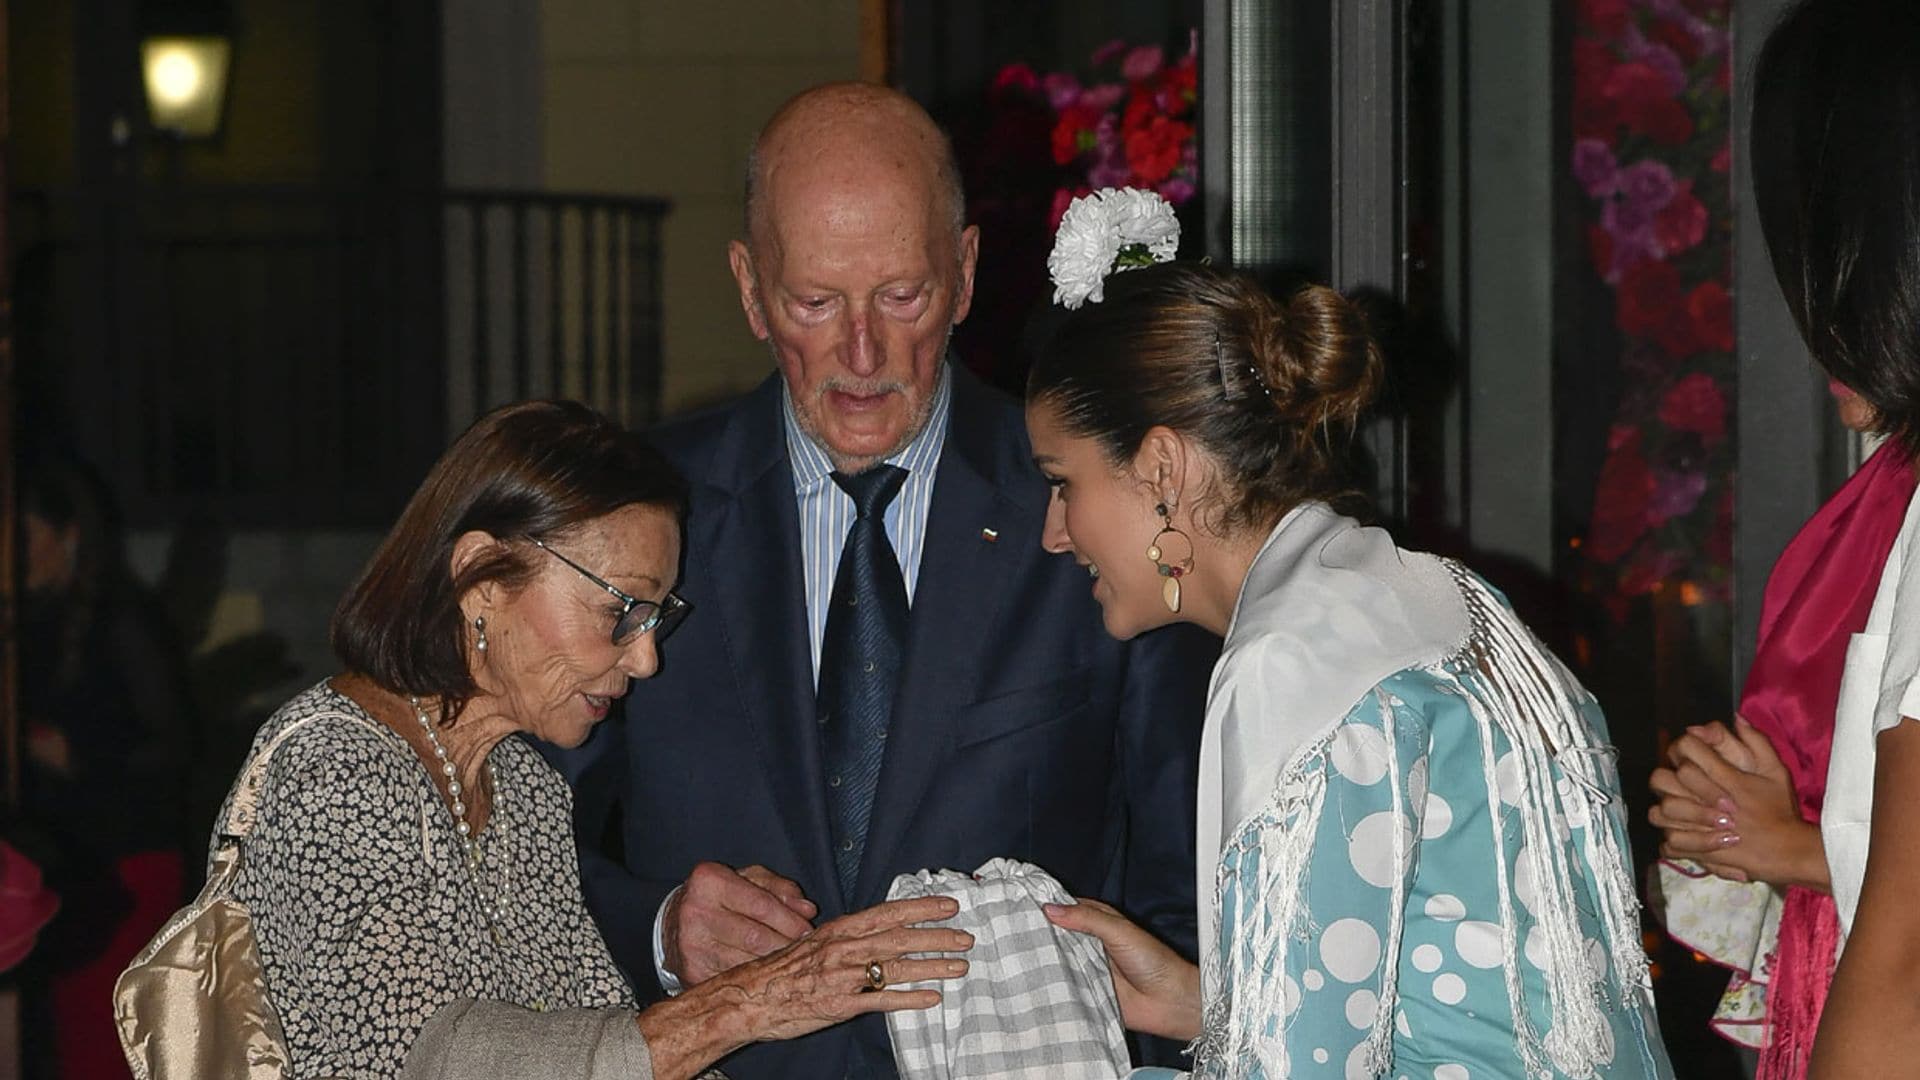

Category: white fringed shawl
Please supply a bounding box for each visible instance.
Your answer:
[1188,505,1649,1078]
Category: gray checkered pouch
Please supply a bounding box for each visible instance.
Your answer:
[884,858,1131,1079]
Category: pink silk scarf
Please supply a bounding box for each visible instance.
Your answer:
[1737,439,1916,1078]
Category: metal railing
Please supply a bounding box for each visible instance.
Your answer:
[11,184,670,527]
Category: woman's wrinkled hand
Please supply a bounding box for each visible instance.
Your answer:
[639,894,972,1079]
[1044,897,1201,1041]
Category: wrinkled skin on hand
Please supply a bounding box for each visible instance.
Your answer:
[637,893,973,1080]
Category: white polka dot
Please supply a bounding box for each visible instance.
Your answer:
[1425,893,1466,921]
[1556,775,1593,830]
[1396,1009,1411,1037]
[1407,756,1429,807]
[1332,725,1391,785]
[1496,750,1524,806]
[1432,972,1467,1005]
[1523,927,1550,972]
[1314,1048,1329,1064]
[1280,973,1303,1016]
[1435,1066,1470,1080]
[1321,918,1383,983]
[1345,988,1378,1029]
[1586,937,1609,976]
[1345,1042,1375,1079]
[1349,811,1409,888]
[1422,792,1453,839]
[1411,943,1443,972]
[1454,920,1504,969]
[1303,969,1325,991]
[1513,845,1539,916]
[1594,1010,1617,1064]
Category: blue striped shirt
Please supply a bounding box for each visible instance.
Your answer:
[781,367,952,684]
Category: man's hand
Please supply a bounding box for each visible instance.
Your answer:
[663,862,819,986]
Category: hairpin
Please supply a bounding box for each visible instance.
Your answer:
[1215,331,1272,400]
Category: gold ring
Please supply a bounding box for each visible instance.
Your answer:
[864,960,886,991]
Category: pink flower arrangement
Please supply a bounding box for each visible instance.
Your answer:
[1574,0,1734,606]
[990,38,1199,234]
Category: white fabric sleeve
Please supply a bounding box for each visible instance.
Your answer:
[1826,487,1920,932]
[1875,494,1920,735]
[653,885,685,995]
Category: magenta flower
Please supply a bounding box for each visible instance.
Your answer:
[1603,195,1656,237]
[1091,38,1129,67]
[1121,45,1165,82]
[1599,217,1661,282]
[1157,175,1196,204]
[1648,468,1708,525]
[1086,115,1130,188]
[1617,159,1678,218]
[1622,24,1689,95]
[1078,83,1126,111]
[1043,73,1082,111]
[1574,138,1620,197]
[1688,19,1731,58]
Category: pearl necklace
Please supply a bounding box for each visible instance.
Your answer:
[410,696,507,942]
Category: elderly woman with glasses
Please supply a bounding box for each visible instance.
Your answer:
[200,401,970,1080]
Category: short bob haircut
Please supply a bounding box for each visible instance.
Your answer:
[331,400,688,716]
[1752,0,1920,453]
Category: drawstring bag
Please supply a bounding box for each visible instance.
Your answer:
[114,709,370,1079]
[885,858,1132,1079]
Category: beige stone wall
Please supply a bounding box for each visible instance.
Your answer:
[542,0,864,417]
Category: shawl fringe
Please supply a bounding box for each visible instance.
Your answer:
[1193,563,1648,1079]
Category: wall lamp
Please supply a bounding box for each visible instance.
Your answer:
[140,2,233,139]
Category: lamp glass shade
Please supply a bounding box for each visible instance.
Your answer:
[141,36,231,138]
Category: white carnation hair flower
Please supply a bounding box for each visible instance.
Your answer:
[1047,187,1180,310]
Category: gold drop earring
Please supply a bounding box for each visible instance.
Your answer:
[1147,501,1195,613]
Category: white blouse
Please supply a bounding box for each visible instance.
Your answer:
[1824,483,1920,933]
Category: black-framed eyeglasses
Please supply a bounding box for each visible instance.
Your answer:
[533,539,690,646]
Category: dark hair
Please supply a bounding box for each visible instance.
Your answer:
[1752,0,1920,452]
[1028,261,1383,535]
[330,400,688,715]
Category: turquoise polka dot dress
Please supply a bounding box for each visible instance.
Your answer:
[1133,506,1675,1079]
[1201,669,1670,1078]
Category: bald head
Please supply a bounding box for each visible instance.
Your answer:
[725,82,980,474]
[742,82,966,252]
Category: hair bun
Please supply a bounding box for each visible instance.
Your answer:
[1252,284,1383,430]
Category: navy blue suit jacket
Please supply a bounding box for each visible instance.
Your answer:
[556,365,1216,1079]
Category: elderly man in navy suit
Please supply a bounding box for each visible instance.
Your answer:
[559,82,1215,1079]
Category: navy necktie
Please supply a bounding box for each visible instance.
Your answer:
[818,464,910,903]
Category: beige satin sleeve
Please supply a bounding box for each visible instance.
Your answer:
[400,999,653,1080]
